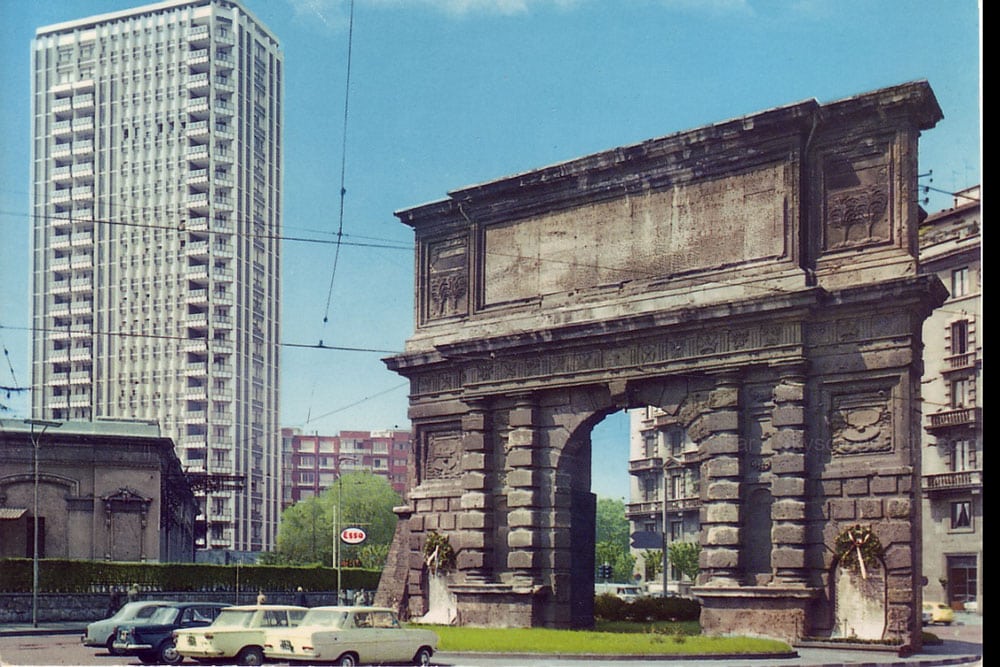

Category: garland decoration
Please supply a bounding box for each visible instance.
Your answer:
[834,524,884,579]
[422,530,456,575]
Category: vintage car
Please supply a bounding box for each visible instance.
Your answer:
[173,604,308,666]
[82,600,174,654]
[263,606,438,667]
[113,601,229,664]
[922,600,955,625]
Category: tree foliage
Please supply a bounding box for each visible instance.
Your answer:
[667,541,701,582]
[595,497,635,582]
[270,472,401,568]
[641,548,664,581]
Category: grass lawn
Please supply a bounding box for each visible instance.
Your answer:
[414,624,792,656]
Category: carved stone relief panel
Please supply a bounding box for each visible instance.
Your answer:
[828,387,894,456]
[423,236,469,322]
[423,429,463,480]
[821,145,893,252]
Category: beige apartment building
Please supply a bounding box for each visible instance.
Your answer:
[30,0,283,554]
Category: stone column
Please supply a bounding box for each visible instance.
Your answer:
[506,393,542,587]
[699,372,743,586]
[458,398,494,583]
[770,363,810,586]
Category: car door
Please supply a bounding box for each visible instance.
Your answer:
[368,610,409,662]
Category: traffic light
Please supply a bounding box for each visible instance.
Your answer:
[598,563,612,580]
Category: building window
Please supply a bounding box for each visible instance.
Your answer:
[643,431,657,458]
[950,320,969,355]
[950,440,974,472]
[949,379,970,408]
[950,500,972,530]
[951,267,969,298]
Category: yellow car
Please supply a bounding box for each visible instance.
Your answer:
[922,601,955,625]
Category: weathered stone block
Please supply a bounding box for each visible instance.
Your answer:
[432,497,450,511]
[507,508,536,527]
[844,478,869,496]
[702,433,742,455]
[773,382,805,403]
[461,432,485,452]
[771,547,806,569]
[704,455,740,477]
[771,405,805,427]
[772,499,806,520]
[457,551,484,570]
[771,476,806,497]
[507,489,539,508]
[703,547,739,568]
[705,526,741,545]
[508,406,536,427]
[877,521,912,545]
[857,498,882,519]
[507,469,537,488]
[885,545,912,570]
[707,481,740,500]
[462,452,486,470]
[439,512,457,530]
[771,524,807,544]
[829,498,855,519]
[508,530,537,549]
[460,492,487,510]
[885,498,911,518]
[870,475,897,495]
[507,550,540,569]
[771,429,805,451]
[505,449,534,467]
[770,452,805,474]
[507,429,536,447]
[887,586,914,604]
[461,471,487,490]
[461,531,486,549]
[704,503,740,524]
[457,512,487,530]
[709,386,739,408]
[699,410,740,432]
[461,412,487,431]
[821,479,843,496]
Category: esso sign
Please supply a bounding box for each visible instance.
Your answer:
[340,527,367,545]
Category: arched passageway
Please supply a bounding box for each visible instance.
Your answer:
[376,82,946,648]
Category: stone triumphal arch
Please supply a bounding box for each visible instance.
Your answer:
[376,81,946,645]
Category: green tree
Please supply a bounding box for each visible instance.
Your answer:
[271,472,401,568]
[668,541,701,582]
[595,497,635,582]
[641,548,664,581]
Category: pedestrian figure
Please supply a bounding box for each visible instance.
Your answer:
[294,586,308,607]
[127,583,140,603]
[107,586,123,617]
[354,589,365,606]
[257,589,266,605]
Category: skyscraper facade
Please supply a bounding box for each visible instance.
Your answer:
[30,0,283,553]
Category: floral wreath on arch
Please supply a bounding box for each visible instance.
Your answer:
[834,524,884,579]
[422,530,456,576]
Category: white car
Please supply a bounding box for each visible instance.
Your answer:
[174,604,307,666]
[81,600,173,655]
[263,606,438,667]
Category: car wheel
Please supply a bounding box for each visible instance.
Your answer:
[235,647,264,666]
[106,635,124,656]
[336,652,359,667]
[413,646,433,666]
[158,640,183,665]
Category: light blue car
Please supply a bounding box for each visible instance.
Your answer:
[82,600,173,655]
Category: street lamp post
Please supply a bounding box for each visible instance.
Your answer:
[333,456,357,605]
[24,419,61,628]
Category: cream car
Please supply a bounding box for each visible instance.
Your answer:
[263,606,438,667]
[173,604,307,666]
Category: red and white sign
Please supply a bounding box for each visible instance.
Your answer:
[340,527,367,545]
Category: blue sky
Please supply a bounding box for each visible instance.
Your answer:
[0,0,981,500]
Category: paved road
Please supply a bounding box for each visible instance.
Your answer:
[0,615,982,667]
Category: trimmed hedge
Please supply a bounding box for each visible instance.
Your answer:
[0,558,380,593]
[593,593,701,622]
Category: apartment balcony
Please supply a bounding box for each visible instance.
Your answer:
[72,139,94,157]
[186,239,209,257]
[52,189,72,204]
[72,206,94,221]
[629,456,663,474]
[51,280,71,295]
[72,185,94,201]
[185,410,208,424]
[214,172,234,188]
[51,97,73,114]
[51,256,70,270]
[50,233,72,250]
[72,117,94,136]
[187,192,210,213]
[71,231,93,247]
[213,196,233,212]
[186,360,208,375]
[69,394,91,408]
[47,349,70,363]
[69,346,93,362]
[49,301,71,317]
[47,327,70,343]
[212,410,233,425]
[942,352,978,375]
[187,144,210,166]
[186,264,210,280]
[926,407,982,432]
[214,76,235,93]
[187,96,210,118]
[52,165,72,183]
[186,169,209,188]
[72,163,94,180]
[186,312,209,328]
[212,363,233,378]
[186,385,208,400]
[665,496,702,513]
[186,287,209,305]
[51,212,73,229]
[69,281,93,297]
[212,267,233,282]
[187,49,210,69]
[187,24,210,45]
[69,370,92,384]
[214,54,234,70]
[214,100,234,117]
[187,215,209,232]
[214,148,233,164]
[70,254,93,270]
[53,120,73,137]
[183,338,210,353]
[625,500,662,519]
[186,71,210,92]
[211,340,234,354]
[213,314,233,329]
[924,469,982,495]
[186,120,209,139]
[73,93,94,111]
[216,28,235,46]
[212,243,233,259]
[70,300,93,315]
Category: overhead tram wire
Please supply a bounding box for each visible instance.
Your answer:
[320,0,356,332]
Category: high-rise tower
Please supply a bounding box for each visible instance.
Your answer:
[30,0,283,554]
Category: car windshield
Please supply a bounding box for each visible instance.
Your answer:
[300,610,348,628]
[212,609,256,628]
[147,607,180,625]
